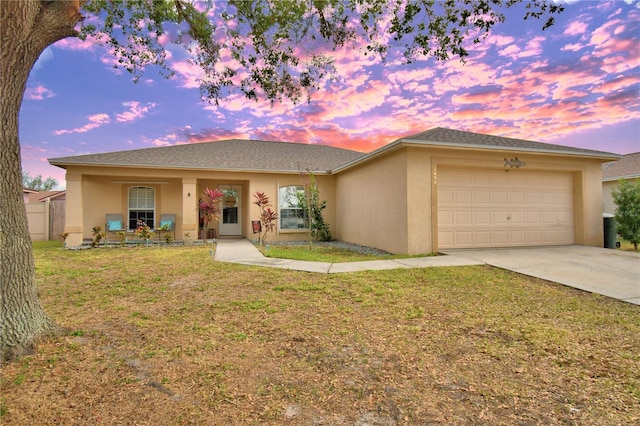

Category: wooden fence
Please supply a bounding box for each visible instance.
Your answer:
[26,200,66,242]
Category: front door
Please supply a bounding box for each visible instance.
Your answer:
[218,184,242,236]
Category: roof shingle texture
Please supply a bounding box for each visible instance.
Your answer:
[49,139,365,173]
[602,152,640,180]
[402,127,618,157]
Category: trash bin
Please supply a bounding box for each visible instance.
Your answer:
[603,213,617,249]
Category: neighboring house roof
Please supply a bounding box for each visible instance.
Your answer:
[602,152,640,182]
[48,139,364,174]
[33,190,66,202]
[23,189,66,203]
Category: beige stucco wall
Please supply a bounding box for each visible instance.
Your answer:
[335,148,409,254]
[62,165,336,246]
[336,145,608,254]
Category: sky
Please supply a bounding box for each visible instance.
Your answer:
[19,0,640,190]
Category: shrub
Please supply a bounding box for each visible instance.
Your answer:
[612,179,640,250]
[253,192,278,245]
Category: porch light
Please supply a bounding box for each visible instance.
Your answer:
[504,157,526,168]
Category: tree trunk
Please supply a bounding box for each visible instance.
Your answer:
[1,0,83,362]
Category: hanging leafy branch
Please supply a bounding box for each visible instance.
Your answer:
[78,0,564,104]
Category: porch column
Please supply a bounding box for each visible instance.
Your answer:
[64,172,83,247]
[182,178,198,241]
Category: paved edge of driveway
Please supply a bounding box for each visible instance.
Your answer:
[441,246,640,306]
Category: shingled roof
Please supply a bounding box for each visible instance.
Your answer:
[602,152,640,181]
[49,139,364,174]
[399,128,620,158]
[49,128,620,175]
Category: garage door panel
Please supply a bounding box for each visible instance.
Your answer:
[492,191,508,203]
[509,192,525,204]
[456,232,473,245]
[526,230,543,243]
[475,211,492,223]
[493,230,509,244]
[526,211,541,223]
[439,189,454,204]
[455,211,472,224]
[456,190,472,203]
[438,168,575,249]
[492,211,509,224]
[474,191,491,203]
[510,211,525,223]
[510,230,526,244]
[474,231,491,245]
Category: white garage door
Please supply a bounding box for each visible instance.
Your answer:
[438,168,575,249]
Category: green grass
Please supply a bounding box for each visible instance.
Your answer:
[617,239,639,251]
[256,243,433,262]
[0,241,638,425]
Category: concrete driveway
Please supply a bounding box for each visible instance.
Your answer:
[441,245,640,305]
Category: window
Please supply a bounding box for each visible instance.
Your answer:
[128,186,155,229]
[278,185,308,230]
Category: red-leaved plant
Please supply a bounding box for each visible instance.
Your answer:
[199,187,224,238]
[253,191,278,245]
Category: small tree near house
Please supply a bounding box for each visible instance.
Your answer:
[299,172,332,242]
[253,192,278,245]
[612,179,640,250]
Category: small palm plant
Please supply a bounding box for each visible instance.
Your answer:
[253,192,278,245]
[199,187,224,240]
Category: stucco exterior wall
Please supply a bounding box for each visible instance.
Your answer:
[336,145,608,254]
[335,149,409,254]
[62,165,336,246]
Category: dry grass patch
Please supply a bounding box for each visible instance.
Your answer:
[1,242,638,425]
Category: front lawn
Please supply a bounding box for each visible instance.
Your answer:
[255,242,433,263]
[1,242,638,425]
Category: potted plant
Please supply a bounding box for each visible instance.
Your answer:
[199,187,224,241]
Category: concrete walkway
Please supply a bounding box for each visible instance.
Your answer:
[215,239,640,305]
[213,238,483,273]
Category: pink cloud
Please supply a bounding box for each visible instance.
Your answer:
[520,36,546,58]
[53,34,105,51]
[170,61,204,89]
[54,114,111,135]
[561,43,584,52]
[564,20,589,37]
[25,85,55,100]
[116,101,157,123]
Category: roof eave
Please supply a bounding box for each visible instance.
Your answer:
[603,174,640,182]
[331,140,404,173]
[48,160,333,175]
[331,138,621,174]
[400,138,621,161]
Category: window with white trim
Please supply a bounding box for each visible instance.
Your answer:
[278,185,308,230]
[128,186,155,229]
